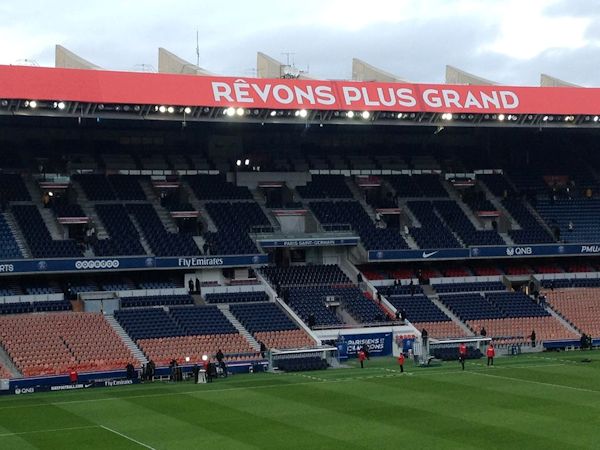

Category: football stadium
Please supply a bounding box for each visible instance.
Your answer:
[0,46,599,448]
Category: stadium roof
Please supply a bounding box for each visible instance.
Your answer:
[1,59,599,128]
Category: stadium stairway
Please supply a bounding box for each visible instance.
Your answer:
[3,211,31,257]
[138,179,179,233]
[181,181,218,232]
[543,303,582,336]
[478,180,521,232]
[251,189,280,229]
[0,344,21,378]
[345,176,378,222]
[104,314,149,365]
[217,304,261,352]
[423,287,475,337]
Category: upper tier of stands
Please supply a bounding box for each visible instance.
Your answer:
[537,198,600,243]
[439,291,549,321]
[296,175,353,199]
[309,201,409,250]
[407,201,461,248]
[186,175,253,200]
[433,200,504,246]
[0,213,22,259]
[11,204,82,258]
[74,174,146,201]
[204,201,268,254]
[388,174,449,198]
[127,203,200,256]
[94,204,146,256]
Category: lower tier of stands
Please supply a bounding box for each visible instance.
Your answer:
[254,329,314,350]
[466,316,577,344]
[137,334,258,366]
[546,288,600,337]
[0,362,12,379]
[412,321,469,338]
[0,312,139,377]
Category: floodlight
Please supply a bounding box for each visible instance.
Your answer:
[159,105,167,113]
[167,106,175,114]
[346,111,354,118]
[184,107,192,114]
[361,111,370,120]
[299,109,307,118]
[236,107,245,116]
[498,114,505,121]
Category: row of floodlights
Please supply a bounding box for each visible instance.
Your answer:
[6,101,600,124]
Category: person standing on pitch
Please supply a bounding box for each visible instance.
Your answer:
[458,342,467,370]
[486,344,495,366]
[398,352,405,373]
[358,349,366,369]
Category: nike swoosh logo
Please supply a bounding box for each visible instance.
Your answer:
[422,251,438,258]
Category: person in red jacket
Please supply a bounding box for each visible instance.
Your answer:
[458,343,467,370]
[397,352,405,373]
[358,350,366,368]
[486,344,496,366]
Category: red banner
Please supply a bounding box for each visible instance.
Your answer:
[1,65,600,114]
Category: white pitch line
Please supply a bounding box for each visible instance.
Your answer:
[468,370,600,394]
[0,425,100,438]
[0,361,573,411]
[100,425,157,450]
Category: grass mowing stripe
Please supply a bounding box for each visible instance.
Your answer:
[467,369,600,394]
[99,425,157,449]
[0,425,99,437]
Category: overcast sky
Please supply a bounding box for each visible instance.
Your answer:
[1,0,599,85]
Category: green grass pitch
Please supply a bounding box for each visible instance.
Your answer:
[0,352,598,449]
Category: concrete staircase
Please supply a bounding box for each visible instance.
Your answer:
[251,189,279,229]
[0,345,22,378]
[104,315,148,365]
[217,304,261,351]
[128,215,153,255]
[3,211,31,258]
[139,178,179,233]
[544,304,582,336]
[181,182,218,232]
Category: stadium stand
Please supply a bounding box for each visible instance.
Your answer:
[407,201,461,248]
[204,201,268,254]
[11,204,82,258]
[229,302,315,349]
[120,294,194,308]
[296,175,353,199]
[205,291,269,304]
[93,204,146,256]
[0,213,22,259]
[309,201,409,250]
[545,288,600,337]
[186,174,253,200]
[0,312,139,376]
[126,203,200,256]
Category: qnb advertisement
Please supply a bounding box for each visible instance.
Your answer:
[2,65,600,115]
[369,243,600,261]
